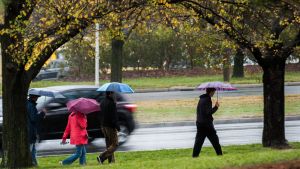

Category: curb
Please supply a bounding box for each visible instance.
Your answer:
[134,82,300,93]
[137,116,300,128]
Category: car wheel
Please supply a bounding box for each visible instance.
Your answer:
[118,124,129,145]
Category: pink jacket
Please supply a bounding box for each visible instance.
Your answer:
[62,112,88,145]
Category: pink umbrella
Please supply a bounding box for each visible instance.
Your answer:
[197,81,237,100]
[67,98,100,114]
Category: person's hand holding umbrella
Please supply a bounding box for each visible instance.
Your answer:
[215,101,220,108]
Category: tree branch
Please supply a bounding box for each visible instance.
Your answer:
[282,29,300,58]
[26,20,89,81]
[180,0,265,65]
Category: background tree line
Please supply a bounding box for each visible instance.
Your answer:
[61,23,249,79]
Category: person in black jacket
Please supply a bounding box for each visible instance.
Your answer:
[97,91,120,164]
[192,88,223,157]
[27,94,41,166]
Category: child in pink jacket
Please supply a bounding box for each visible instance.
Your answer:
[60,112,88,165]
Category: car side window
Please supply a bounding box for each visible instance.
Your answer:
[79,90,101,99]
[63,91,81,99]
[95,92,125,102]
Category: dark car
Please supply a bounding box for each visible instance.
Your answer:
[0,85,136,150]
[34,59,69,81]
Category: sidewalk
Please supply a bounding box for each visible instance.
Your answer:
[134,82,300,93]
[137,115,300,128]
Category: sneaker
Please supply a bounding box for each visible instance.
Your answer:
[97,156,104,164]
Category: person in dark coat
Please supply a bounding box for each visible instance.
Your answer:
[97,91,120,164]
[27,94,41,166]
[192,88,223,157]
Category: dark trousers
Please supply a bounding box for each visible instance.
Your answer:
[99,127,119,163]
[192,123,222,157]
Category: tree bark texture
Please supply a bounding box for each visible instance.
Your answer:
[111,38,124,83]
[262,59,287,147]
[1,36,32,168]
[223,54,231,82]
[232,48,244,78]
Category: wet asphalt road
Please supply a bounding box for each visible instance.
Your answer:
[37,120,300,156]
[126,85,300,101]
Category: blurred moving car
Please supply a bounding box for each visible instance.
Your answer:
[34,59,69,81]
[0,85,137,150]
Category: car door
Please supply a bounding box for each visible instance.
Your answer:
[41,98,69,140]
[42,90,81,140]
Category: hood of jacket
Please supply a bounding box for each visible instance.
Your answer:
[200,93,210,99]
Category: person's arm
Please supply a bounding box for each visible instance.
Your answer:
[202,98,218,115]
[211,104,218,114]
[111,102,120,131]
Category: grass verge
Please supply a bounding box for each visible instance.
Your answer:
[26,71,300,89]
[0,72,299,94]
[36,142,300,169]
[135,95,300,123]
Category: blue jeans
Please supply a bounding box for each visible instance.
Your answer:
[62,145,86,165]
[30,143,37,166]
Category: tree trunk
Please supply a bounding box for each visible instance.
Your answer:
[223,54,231,82]
[232,48,244,78]
[1,36,32,168]
[111,38,124,83]
[188,47,195,69]
[262,59,288,148]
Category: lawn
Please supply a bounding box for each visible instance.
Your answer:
[135,95,300,123]
[26,71,300,89]
[0,72,299,95]
[35,142,300,169]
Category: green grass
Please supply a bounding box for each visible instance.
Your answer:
[135,95,300,123]
[125,71,300,88]
[35,143,300,169]
[0,71,299,93]
[29,80,97,88]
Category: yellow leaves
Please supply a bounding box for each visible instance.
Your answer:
[158,0,167,4]
[25,37,55,70]
[40,17,47,22]
[219,9,226,15]
[294,16,300,24]
[279,19,289,26]
[20,10,27,17]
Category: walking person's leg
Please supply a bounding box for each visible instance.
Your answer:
[98,127,108,163]
[62,145,83,165]
[30,143,38,166]
[192,130,206,157]
[207,126,223,155]
[103,130,115,163]
[98,127,118,163]
[79,145,87,165]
